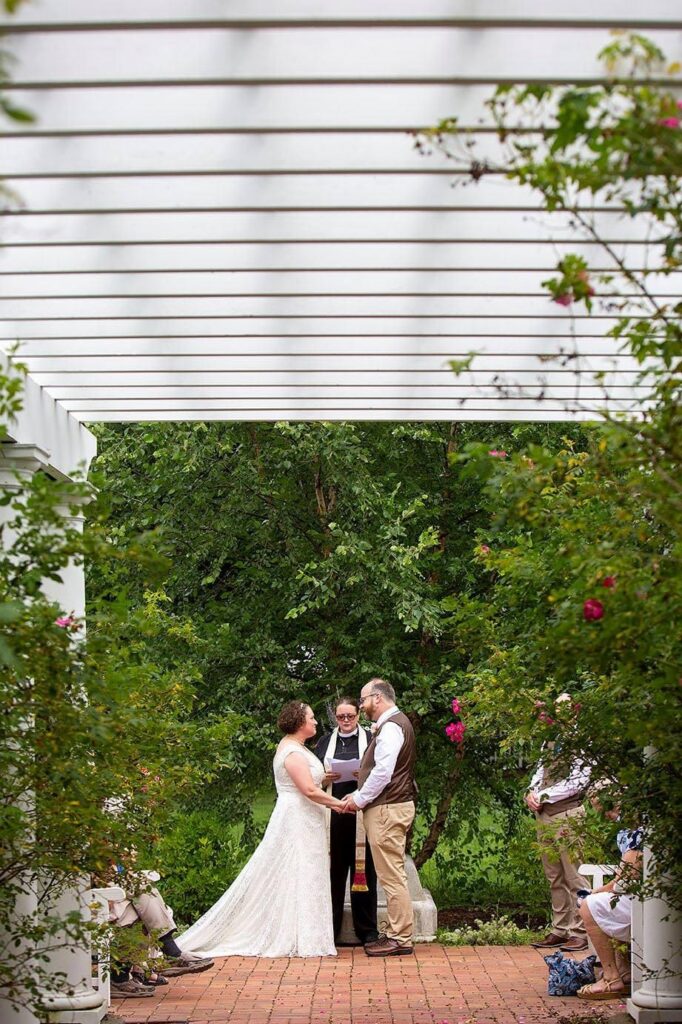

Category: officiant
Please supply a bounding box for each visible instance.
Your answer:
[314,697,379,946]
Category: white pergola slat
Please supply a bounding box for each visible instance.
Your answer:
[1,1,679,423]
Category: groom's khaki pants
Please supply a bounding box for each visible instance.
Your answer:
[363,801,415,945]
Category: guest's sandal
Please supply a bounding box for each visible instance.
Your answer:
[132,969,169,987]
[577,980,628,1000]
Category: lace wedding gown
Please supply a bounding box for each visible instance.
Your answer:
[178,742,336,957]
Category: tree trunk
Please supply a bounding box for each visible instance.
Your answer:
[413,756,462,869]
[313,456,336,556]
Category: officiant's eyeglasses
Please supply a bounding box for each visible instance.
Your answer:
[336,712,357,720]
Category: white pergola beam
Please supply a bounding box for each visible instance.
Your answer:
[8,25,680,85]
[4,0,679,27]
[0,0,677,426]
[0,241,644,275]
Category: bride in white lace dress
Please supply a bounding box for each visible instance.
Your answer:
[178,702,344,958]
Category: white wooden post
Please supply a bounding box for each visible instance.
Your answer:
[0,402,101,1023]
[627,850,682,1024]
[0,446,49,1024]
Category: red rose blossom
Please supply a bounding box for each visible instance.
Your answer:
[602,576,616,588]
[583,598,604,621]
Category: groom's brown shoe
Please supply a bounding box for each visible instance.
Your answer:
[365,937,413,957]
[532,932,566,949]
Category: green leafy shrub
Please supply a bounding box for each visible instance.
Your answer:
[150,810,248,926]
[419,803,550,916]
[438,914,543,946]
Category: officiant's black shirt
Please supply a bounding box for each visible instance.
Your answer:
[314,729,372,799]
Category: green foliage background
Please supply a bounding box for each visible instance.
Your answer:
[87,419,589,920]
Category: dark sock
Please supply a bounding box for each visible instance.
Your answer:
[160,931,183,958]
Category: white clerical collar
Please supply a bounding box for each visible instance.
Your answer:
[376,706,400,729]
[337,728,359,737]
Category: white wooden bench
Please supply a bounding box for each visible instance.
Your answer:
[579,863,617,890]
[82,884,125,1019]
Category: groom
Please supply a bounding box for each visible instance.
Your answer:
[340,678,417,957]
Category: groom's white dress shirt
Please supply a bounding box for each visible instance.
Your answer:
[353,706,405,809]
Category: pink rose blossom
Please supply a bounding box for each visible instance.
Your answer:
[488,449,508,458]
[538,710,556,726]
[602,576,616,588]
[658,117,680,128]
[445,721,466,744]
[554,293,573,306]
[451,698,462,715]
[583,597,604,621]
[55,615,75,628]
[677,100,682,110]
[480,544,490,554]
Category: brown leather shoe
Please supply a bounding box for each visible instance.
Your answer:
[364,937,413,957]
[532,932,567,948]
[560,937,589,952]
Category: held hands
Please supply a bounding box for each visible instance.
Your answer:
[338,796,358,814]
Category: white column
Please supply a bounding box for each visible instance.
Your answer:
[628,851,682,1024]
[0,445,50,1024]
[0,444,105,1024]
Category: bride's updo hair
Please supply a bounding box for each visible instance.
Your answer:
[277,700,309,735]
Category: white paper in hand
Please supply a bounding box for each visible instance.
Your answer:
[329,757,361,783]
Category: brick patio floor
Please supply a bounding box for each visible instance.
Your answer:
[113,944,623,1024]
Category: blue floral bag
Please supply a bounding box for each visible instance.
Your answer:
[544,950,598,996]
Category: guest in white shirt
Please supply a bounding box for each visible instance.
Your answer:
[526,745,591,952]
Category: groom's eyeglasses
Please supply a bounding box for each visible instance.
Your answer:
[358,692,380,705]
[336,713,357,720]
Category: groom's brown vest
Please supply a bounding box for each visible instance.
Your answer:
[357,710,417,809]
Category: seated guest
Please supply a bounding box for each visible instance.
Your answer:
[314,697,379,946]
[577,824,643,1000]
[109,874,214,997]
